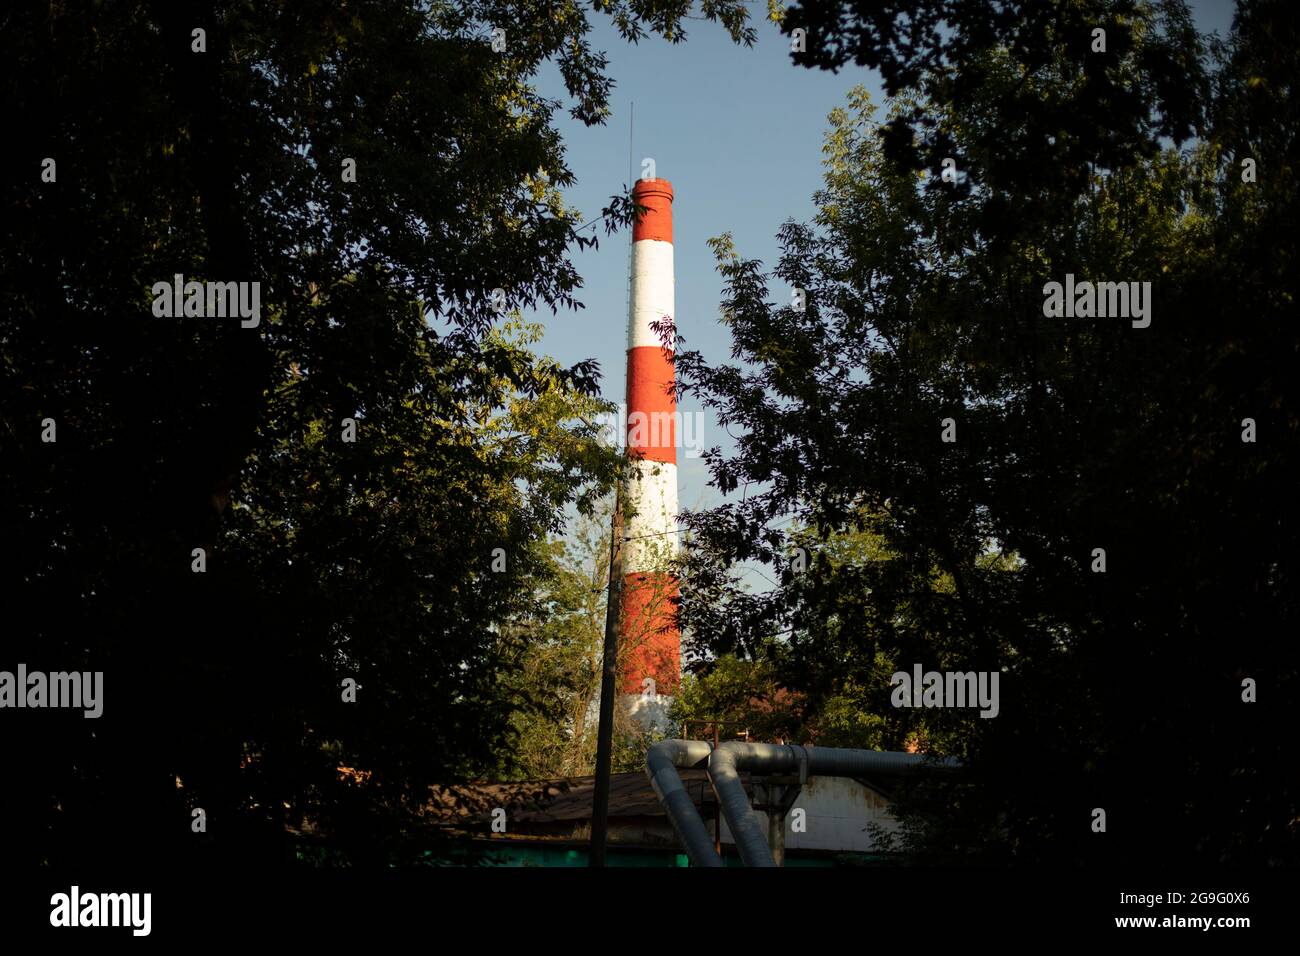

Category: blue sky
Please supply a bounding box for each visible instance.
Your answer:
[524,1,1236,547]
[525,11,881,520]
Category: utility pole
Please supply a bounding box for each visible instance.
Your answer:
[590,485,623,866]
[592,101,637,867]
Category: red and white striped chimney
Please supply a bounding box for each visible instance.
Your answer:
[621,177,680,701]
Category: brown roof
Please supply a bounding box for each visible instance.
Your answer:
[422,769,720,827]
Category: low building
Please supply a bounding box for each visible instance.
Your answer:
[419,765,904,867]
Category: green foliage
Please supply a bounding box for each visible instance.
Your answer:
[495,508,609,781]
[0,0,755,868]
[672,654,800,741]
[782,0,1208,250]
[491,498,669,781]
[676,2,1299,865]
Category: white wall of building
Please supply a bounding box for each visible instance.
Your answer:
[718,776,902,853]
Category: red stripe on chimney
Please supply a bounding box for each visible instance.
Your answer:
[632,179,674,244]
[620,571,681,694]
[625,346,676,463]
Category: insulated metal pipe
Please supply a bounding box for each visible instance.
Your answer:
[644,739,724,867]
[708,742,963,867]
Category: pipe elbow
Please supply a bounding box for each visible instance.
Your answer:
[707,740,756,775]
